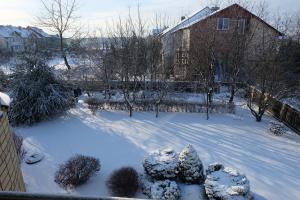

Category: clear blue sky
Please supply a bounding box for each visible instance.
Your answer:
[0,0,299,34]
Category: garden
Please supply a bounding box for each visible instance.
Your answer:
[14,93,300,200]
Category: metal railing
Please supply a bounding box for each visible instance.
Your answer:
[0,192,145,200]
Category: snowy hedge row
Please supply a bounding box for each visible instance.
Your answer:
[86,98,235,114]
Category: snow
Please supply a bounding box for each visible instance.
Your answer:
[161,7,213,35]
[282,96,300,111]
[0,92,10,106]
[14,98,300,200]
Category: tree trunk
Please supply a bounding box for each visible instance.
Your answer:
[156,102,159,118]
[229,84,235,103]
[206,92,209,120]
[60,33,71,70]
[63,54,71,70]
[129,106,133,117]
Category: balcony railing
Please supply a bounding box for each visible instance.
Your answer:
[0,192,145,200]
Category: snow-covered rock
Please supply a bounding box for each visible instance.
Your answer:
[269,121,286,136]
[143,149,179,180]
[178,144,205,184]
[204,163,252,200]
[0,92,10,107]
[140,176,181,200]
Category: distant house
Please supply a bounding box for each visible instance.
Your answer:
[160,4,283,81]
[0,25,58,53]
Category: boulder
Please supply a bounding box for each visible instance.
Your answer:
[178,144,205,183]
[143,149,179,180]
[205,163,252,200]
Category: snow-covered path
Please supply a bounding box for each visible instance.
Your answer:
[15,101,300,200]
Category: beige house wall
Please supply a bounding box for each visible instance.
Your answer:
[0,112,26,192]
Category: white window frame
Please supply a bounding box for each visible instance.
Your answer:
[217,18,230,30]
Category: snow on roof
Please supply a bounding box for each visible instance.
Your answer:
[161,6,215,35]
[0,25,50,38]
[0,92,11,107]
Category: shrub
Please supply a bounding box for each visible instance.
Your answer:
[269,121,286,136]
[12,132,26,161]
[143,149,179,180]
[205,163,252,200]
[55,155,101,189]
[178,144,205,184]
[150,180,181,200]
[9,59,74,125]
[106,167,139,197]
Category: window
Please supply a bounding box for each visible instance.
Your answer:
[217,18,229,30]
[237,19,245,34]
[176,48,189,65]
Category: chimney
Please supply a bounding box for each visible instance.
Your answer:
[181,16,186,21]
[210,6,220,12]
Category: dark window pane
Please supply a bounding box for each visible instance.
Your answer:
[218,18,223,30]
[223,18,229,29]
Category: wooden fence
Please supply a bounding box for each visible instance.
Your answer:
[249,87,300,134]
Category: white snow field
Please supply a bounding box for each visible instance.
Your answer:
[15,100,300,200]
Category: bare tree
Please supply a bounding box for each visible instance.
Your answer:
[37,0,80,70]
[246,26,284,121]
[188,20,217,120]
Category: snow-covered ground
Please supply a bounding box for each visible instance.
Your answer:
[14,96,300,200]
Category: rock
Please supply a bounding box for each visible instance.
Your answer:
[25,153,44,165]
[143,149,179,180]
[178,144,205,184]
[269,121,286,136]
[204,163,252,200]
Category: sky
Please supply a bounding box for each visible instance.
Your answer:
[0,0,299,34]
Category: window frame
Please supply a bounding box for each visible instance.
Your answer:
[217,18,230,30]
[237,19,246,34]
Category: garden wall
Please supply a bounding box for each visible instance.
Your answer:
[249,87,300,134]
[0,112,26,192]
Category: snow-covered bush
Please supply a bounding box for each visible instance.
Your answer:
[150,180,181,200]
[204,163,252,200]
[55,155,100,189]
[178,144,205,184]
[143,149,179,180]
[12,132,26,161]
[269,121,286,136]
[9,59,74,125]
[106,167,139,197]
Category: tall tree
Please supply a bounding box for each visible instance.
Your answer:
[37,0,80,70]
